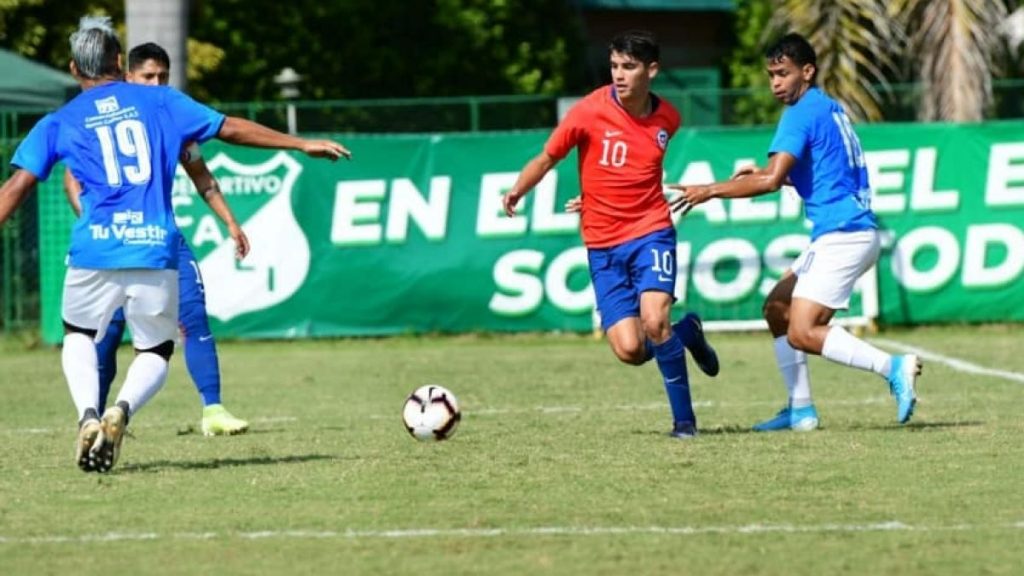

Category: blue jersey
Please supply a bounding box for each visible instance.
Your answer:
[768,87,876,240]
[12,82,224,269]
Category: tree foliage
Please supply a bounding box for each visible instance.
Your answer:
[0,0,585,104]
[727,0,779,125]
[727,0,1016,123]
[0,0,122,73]
[188,0,585,103]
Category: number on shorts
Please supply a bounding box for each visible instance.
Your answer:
[649,248,674,275]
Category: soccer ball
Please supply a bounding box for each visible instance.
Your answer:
[402,385,461,441]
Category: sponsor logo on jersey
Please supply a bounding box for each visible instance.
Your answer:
[90,210,169,245]
[95,96,119,114]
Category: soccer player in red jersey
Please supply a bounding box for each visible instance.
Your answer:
[503,30,718,438]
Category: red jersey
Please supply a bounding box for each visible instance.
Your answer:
[545,85,680,248]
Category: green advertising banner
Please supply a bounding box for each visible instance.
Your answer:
[38,122,1024,344]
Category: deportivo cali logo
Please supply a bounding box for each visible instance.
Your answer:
[173,151,309,322]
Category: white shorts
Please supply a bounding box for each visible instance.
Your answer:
[62,268,179,349]
[790,230,880,310]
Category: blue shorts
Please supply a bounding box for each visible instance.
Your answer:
[588,226,677,331]
[110,237,206,324]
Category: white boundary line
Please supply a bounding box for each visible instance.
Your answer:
[871,338,1024,384]
[1,520,1021,545]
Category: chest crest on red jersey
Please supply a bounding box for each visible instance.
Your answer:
[656,129,669,150]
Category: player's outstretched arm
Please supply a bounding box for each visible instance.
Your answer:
[182,152,250,260]
[64,167,83,217]
[668,151,797,215]
[503,151,558,217]
[0,170,38,226]
[217,117,351,161]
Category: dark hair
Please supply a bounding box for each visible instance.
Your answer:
[765,33,817,83]
[609,30,660,65]
[128,42,170,71]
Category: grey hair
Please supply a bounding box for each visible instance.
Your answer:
[69,15,122,79]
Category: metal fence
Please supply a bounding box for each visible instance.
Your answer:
[5,80,1024,331]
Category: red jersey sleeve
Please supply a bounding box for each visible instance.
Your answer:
[544,102,588,160]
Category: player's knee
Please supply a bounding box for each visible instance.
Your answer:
[63,321,97,339]
[610,339,646,365]
[137,340,175,361]
[786,327,814,353]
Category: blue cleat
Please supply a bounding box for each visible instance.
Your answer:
[887,354,921,424]
[670,421,698,439]
[752,404,819,432]
[673,313,720,377]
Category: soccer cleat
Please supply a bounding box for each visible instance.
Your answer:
[201,404,249,436]
[75,417,102,472]
[670,421,698,439]
[95,403,128,473]
[789,405,820,431]
[674,313,720,377]
[887,354,921,424]
[752,404,819,432]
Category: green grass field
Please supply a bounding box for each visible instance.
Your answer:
[1,325,1022,575]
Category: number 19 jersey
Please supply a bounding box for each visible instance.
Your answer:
[545,85,680,249]
[12,82,225,269]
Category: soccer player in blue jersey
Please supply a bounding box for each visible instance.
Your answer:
[669,33,921,431]
[65,42,251,436]
[0,16,349,472]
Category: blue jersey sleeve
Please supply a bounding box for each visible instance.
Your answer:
[769,107,810,161]
[11,115,60,180]
[164,88,226,144]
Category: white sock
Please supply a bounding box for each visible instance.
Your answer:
[114,352,169,417]
[62,332,100,421]
[773,336,812,407]
[821,326,891,378]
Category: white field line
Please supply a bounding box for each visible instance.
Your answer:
[0,520,1021,545]
[870,338,1024,384]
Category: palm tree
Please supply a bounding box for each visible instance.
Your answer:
[763,0,1010,122]
[897,0,1009,122]
[767,0,902,122]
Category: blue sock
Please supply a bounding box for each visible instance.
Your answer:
[672,314,697,348]
[180,304,222,407]
[184,332,222,406]
[652,334,695,425]
[95,317,126,412]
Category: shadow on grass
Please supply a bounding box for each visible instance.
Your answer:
[175,426,285,436]
[633,421,983,436]
[847,420,985,432]
[118,453,335,474]
[632,424,755,437]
